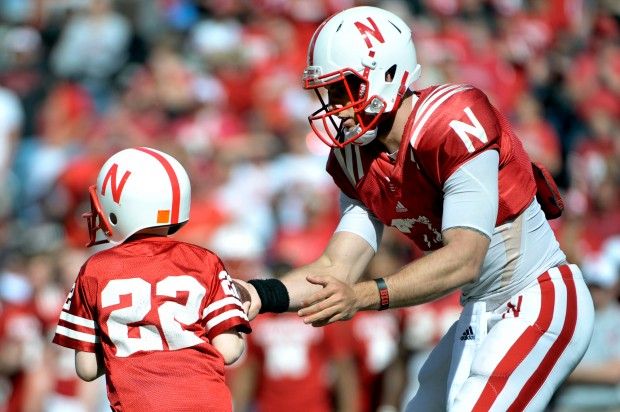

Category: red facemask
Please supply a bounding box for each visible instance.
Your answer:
[303,68,386,148]
[82,185,113,247]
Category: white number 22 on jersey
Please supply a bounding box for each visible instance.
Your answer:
[101,273,234,357]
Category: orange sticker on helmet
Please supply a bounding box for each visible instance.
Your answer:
[157,210,170,223]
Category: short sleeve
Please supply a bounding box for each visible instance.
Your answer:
[412,86,501,188]
[53,264,100,352]
[202,258,251,340]
[335,192,384,251]
[441,150,499,237]
[323,321,354,360]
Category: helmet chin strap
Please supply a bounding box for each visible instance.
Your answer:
[348,125,378,146]
[341,107,380,146]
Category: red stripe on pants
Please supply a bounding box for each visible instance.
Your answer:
[472,271,555,411]
[507,265,577,411]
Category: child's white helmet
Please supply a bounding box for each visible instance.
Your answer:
[84,147,191,246]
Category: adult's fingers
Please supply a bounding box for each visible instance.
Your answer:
[305,274,330,286]
[301,275,343,307]
[300,299,342,325]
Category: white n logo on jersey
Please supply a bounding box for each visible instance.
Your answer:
[449,107,488,153]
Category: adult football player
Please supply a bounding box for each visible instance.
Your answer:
[53,148,251,412]
[237,6,594,411]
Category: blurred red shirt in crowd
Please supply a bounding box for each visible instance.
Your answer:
[232,312,357,412]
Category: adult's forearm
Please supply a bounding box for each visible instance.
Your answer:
[355,230,486,310]
[281,231,376,310]
[282,258,348,310]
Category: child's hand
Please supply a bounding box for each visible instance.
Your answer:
[233,279,261,320]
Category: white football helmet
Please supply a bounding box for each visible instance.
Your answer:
[84,147,191,247]
[303,6,421,148]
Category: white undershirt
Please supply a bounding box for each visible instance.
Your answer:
[441,150,498,238]
[336,193,384,251]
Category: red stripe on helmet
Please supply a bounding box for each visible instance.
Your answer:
[307,13,336,66]
[354,17,385,49]
[134,147,180,224]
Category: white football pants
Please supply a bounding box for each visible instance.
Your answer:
[406,264,594,412]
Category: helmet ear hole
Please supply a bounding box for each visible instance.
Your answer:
[385,64,397,82]
[109,213,118,225]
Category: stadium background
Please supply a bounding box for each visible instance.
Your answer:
[0,0,618,411]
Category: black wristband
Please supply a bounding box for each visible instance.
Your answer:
[374,277,390,311]
[248,278,290,313]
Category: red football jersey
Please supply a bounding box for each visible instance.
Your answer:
[398,291,462,351]
[348,311,400,412]
[326,84,537,251]
[53,236,251,412]
[247,313,352,412]
[0,300,45,412]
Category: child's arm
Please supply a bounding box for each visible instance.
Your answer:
[75,349,105,381]
[212,330,246,365]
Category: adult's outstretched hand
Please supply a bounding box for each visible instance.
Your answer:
[298,275,359,327]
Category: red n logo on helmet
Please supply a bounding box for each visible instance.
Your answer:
[354,17,385,49]
[101,163,131,204]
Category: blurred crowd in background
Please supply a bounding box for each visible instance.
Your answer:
[0,0,618,411]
